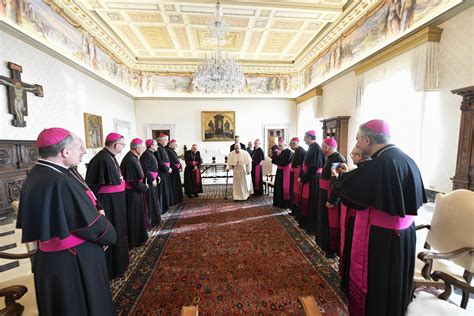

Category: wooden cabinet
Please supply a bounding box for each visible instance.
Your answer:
[0,140,37,215]
[451,86,474,191]
[320,116,350,159]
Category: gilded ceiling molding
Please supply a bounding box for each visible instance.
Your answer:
[43,0,81,28]
[301,0,386,74]
[294,0,383,71]
[48,0,136,67]
[45,0,355,73]
[353,26,443,76]
[295,87,323,105]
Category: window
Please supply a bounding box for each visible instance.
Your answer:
[359,69,423,164]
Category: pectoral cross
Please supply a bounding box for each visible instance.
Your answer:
[0,62,43,127]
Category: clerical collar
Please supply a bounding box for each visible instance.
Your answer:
[104,148,116,157]
[372,144,396,159]
[36,159,69,173]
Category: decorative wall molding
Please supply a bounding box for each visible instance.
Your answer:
[0,21,134,99]
[295,87,323,105]
[145,124,176,140]
[354,26,443,76]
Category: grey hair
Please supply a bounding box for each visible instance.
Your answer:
[352,146,371,160]
[359,124,390,144]
[130,142,142,150]
[38,135,74,158]
[105,137,123,147]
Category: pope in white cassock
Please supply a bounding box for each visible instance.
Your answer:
[227,144,254,200]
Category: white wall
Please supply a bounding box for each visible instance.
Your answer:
[321,71,358,155]
[0,29,136,171]
[308,7,473,193]
[420,7,473,193]
[135,98,296,162]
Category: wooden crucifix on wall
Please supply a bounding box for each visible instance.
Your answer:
[0,62,43,127]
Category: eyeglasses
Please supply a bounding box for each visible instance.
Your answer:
[117,143,126,147]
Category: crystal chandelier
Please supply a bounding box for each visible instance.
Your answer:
[192,1,245,94]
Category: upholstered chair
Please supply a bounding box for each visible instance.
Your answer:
[413,189,474,309]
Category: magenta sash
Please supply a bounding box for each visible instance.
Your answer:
[98,180,125,194]
[150,171,159,179]
[349,208,414,316]
[164,162,171,168]
[300,164,322,216]
[175,163,181,169]
[320,178,340,250]
[277,164,292,200]
[194,168,201,189]
[291,166,301,205]
[125,178,144,190]
[85,189,97,207]
[339,203,356,276]
[39,234,85,252]
[254,164,262,188]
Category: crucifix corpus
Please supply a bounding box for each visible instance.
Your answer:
[0,62,43,127]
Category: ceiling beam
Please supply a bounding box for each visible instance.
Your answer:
[153,0,345,13]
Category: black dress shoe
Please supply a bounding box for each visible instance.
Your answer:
[325,251,338,259]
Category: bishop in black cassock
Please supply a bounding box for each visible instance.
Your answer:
[155,134,173,213]
[331,120,426,316]
[18,128,116,316]
[251,139,265,196]
[317,137,346,257]
[184,144,203,197]
[120,138,148,248]
[140,139,161,226]
[272,138,293,208]
[85,132,129,279]
[298,130,324,233]
[166,139,184,204]
[289,137,306,216]
[331,146,370,297]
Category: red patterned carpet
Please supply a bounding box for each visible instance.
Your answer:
[113,187,347,315]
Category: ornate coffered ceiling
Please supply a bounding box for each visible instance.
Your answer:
[45,0,383,73]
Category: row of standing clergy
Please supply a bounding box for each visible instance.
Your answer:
[85,133,204,279]
[16,129,207,315]
[262,121,427,316]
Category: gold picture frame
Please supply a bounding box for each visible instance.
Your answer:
[202,111,235,141]
[83,113,103,148]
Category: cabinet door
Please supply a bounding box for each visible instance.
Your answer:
[0,171,27,214]
[0,143,18,172]
[18,143,39,169]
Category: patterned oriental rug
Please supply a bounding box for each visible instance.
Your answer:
[112,185,348,315]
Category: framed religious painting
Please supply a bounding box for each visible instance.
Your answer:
[83,113,103,148]
[202,111,235,141]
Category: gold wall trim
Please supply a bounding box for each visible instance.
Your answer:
[295,87,322,104]
[354,26,443,76]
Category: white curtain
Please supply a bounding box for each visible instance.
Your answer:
[297,97,323,147]
[355,41,440,107]
[314,95,323,119]
[353,42,440,165]
[411,41,439,91]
